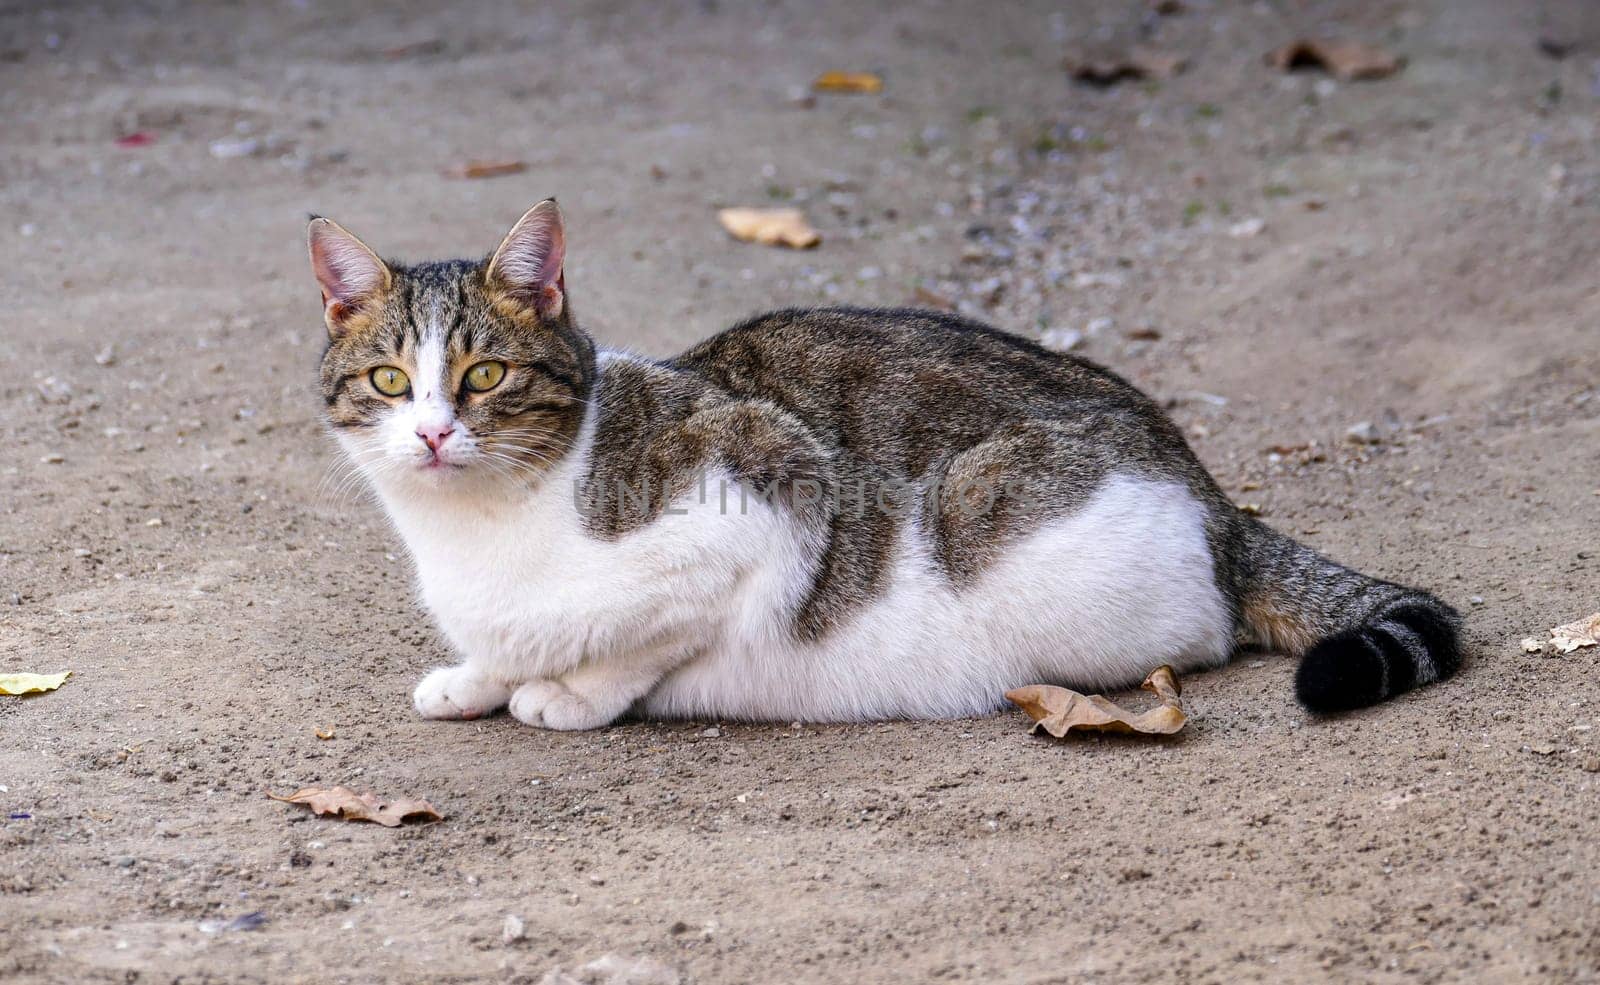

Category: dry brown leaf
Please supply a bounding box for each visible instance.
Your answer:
[267,786,442,827]
[1265,39,1403,81]
[443,160,527,180]
[1064,45,1188,86]
[717,207,821,249]
[1006,666,1186,738]
[812,71,883,94]
[1550,612,1600,654]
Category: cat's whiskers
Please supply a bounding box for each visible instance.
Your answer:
[478,444,558,473]
[315,446,386,510]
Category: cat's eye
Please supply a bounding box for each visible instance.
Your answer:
[464,360,506,393]
[370,366,410,397]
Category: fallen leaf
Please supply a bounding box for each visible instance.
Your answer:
[1265,39,1403,81]
[267,786,442,827]
[717,207,821,249]
[812,71,883,94]
[0,671,71,696]
[1006,666,1186,738]
[1064,45,1188,86]
[1549,612,1600,654]
[443,160,527,180]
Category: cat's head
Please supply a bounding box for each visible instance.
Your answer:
[309,200,595,494]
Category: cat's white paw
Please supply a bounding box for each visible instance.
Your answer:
[509,681,612,730]
[540,692,612,731]
[507,680,569,727]
[412,666,510,720]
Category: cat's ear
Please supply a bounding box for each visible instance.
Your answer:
[308,216,392,339]
[486,199,566,319]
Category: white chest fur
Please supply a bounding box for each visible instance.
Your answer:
[377,454,815,690]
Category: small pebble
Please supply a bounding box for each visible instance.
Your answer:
[1345,421,1382,445]
[40,453,65,464]
[36,377,73,403]
[700,727,722,738]
[1040,327,1083,352]
[1228,217,1266,238]
[210,137,261,159]
[502,913,526,943]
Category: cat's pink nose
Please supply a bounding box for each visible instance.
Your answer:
[416,425,455,452]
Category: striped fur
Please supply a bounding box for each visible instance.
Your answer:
[1236,521,1463,712]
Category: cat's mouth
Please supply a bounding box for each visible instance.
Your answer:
[417,452,466,472]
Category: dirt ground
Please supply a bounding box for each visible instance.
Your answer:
[3,1,1598,982]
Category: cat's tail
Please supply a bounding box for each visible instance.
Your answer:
[1234,518,1463,713]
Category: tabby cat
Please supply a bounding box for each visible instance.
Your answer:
[309,200,1461,730]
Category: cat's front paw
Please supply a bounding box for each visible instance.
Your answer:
[412,666,511,720]
[508,680,567,727]
[509,681,611,730]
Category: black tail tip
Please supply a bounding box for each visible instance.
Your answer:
[1296,632,1385,713]
[1295,602,1463,714]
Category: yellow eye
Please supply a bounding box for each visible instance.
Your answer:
[464,360,506,393]
[370,366,410,397]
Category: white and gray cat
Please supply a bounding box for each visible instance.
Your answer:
[309,200,1461,730]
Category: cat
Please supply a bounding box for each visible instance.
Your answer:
[309,199,1462,730]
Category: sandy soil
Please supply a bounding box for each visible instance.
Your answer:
[3,1,1598,982]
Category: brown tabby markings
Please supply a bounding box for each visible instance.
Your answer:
[580,307,1250,639]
